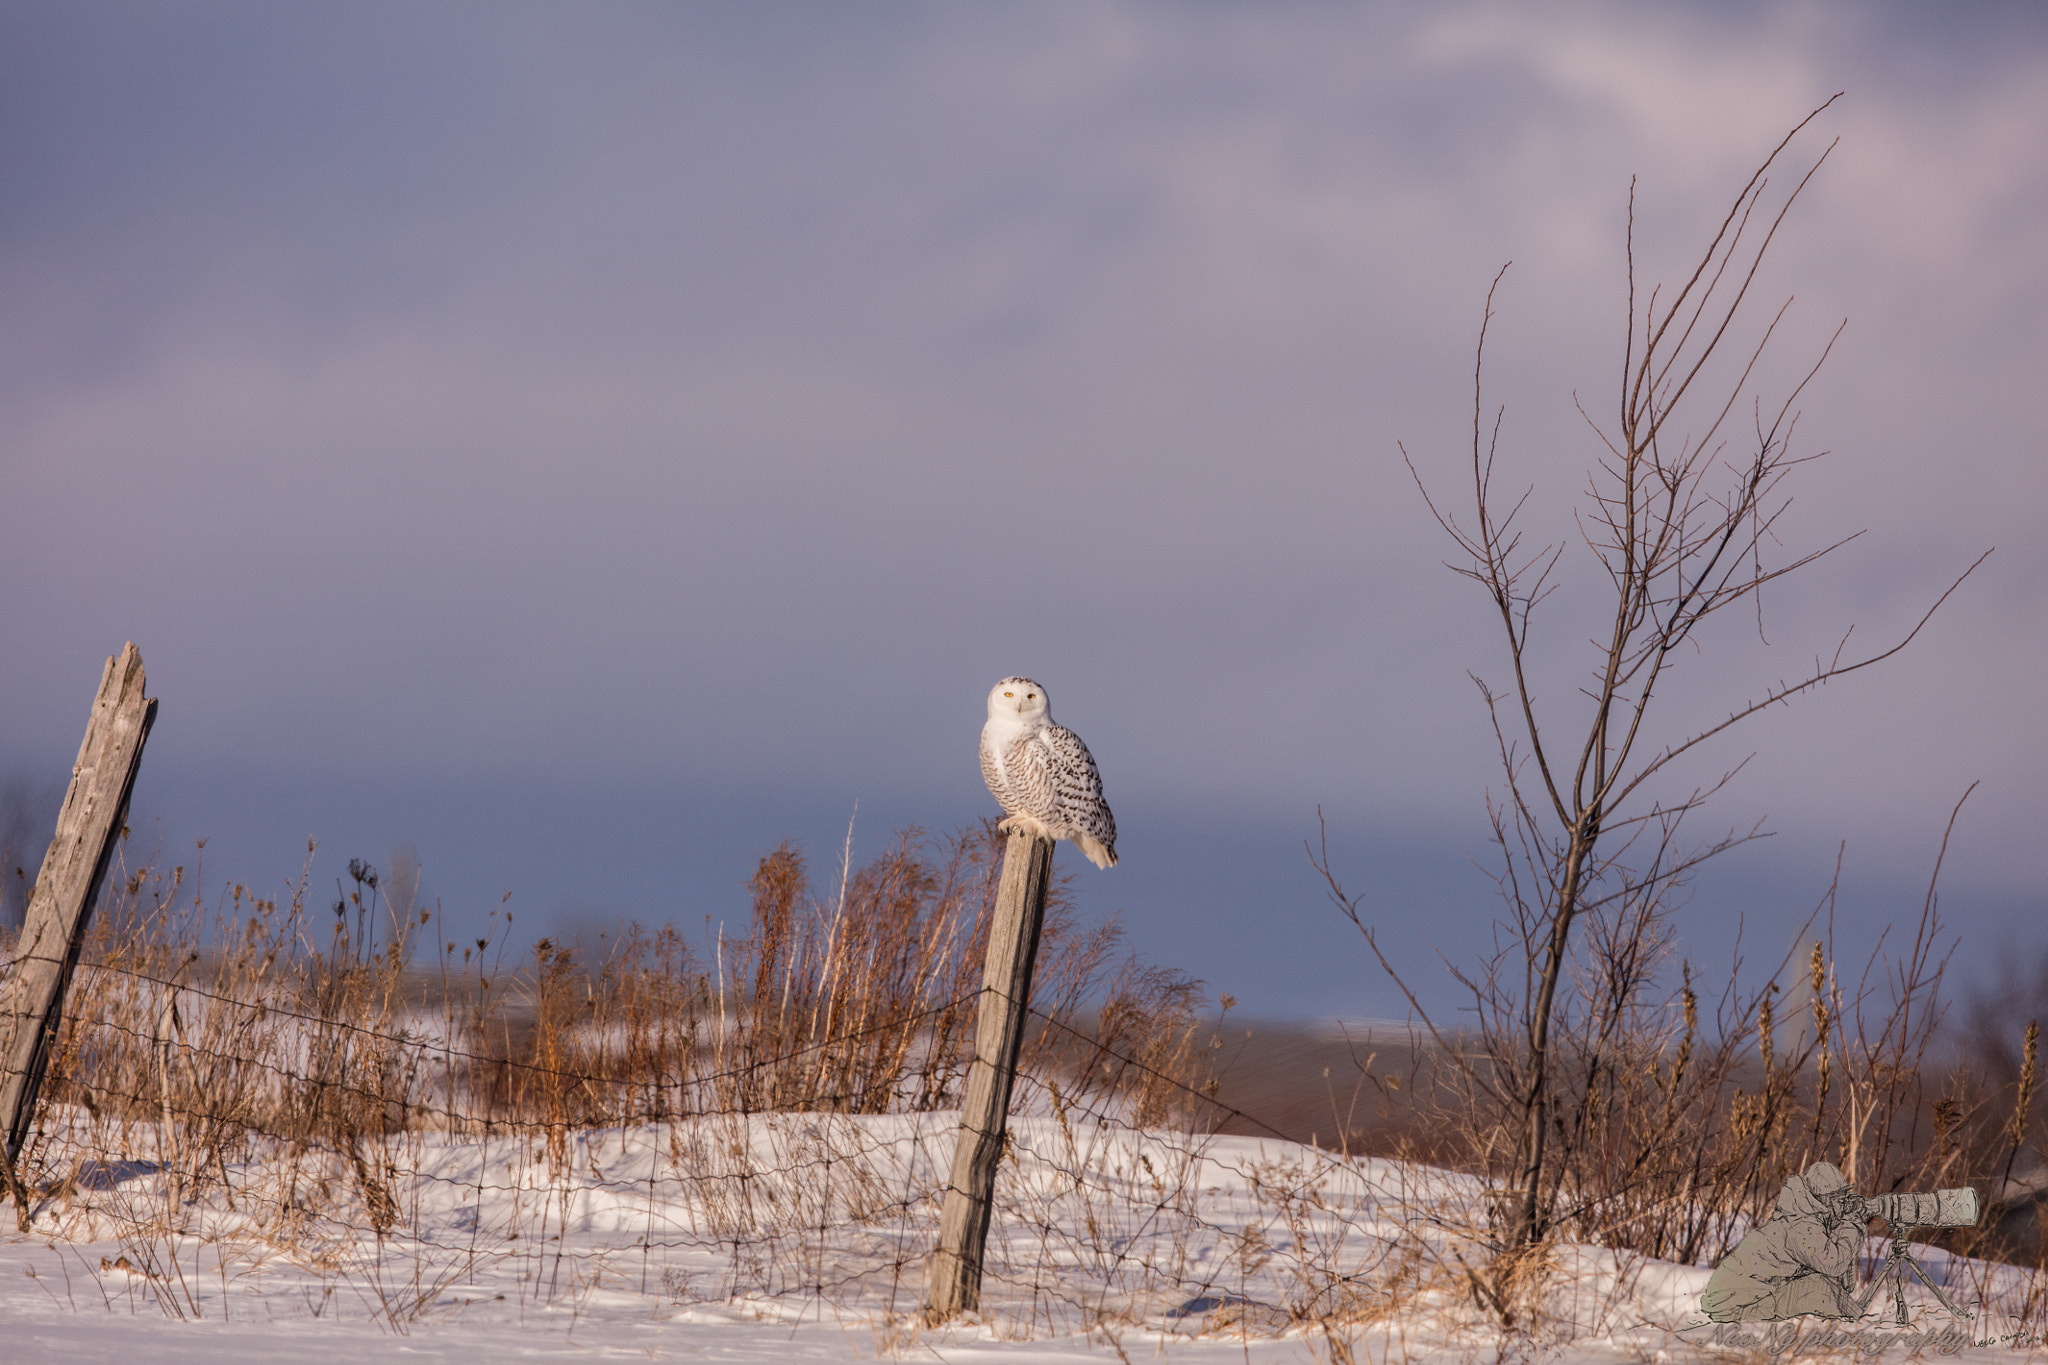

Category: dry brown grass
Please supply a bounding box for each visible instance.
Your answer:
[5,819,1214,1215]
[0,819,1245,1332]
[1310,860,2048,1345]
[5,818,2043,1351]
[26,820,1210,1138]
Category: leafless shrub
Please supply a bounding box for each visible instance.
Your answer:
[1313,96,2005,1337]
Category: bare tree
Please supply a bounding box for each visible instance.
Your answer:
[1317,95,1989,1268]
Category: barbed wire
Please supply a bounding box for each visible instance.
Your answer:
[8,940,1465,1339]
[54,957,1329,1148]
[71,957,985,1094]
[16,949,2042,1344]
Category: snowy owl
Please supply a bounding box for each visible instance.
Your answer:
[979,677,1118,869]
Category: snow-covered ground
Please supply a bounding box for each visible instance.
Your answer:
[5,1106,2045,1362]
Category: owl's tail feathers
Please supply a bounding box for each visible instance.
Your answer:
[1076,833,1118,871]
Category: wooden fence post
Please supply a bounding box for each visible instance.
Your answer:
[0,644,157,1217]
[923,828,1054,1323]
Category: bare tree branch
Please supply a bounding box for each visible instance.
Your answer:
[1347,98,1987,1269]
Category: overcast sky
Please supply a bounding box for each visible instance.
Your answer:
[3,3,2042,1022]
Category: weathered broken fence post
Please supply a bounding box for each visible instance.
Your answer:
[0,644,157,1223]
[923,828,1055,1323]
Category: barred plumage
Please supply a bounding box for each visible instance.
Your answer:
[979,676,1118,869]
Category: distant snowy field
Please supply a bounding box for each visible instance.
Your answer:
[3,1109,2040,1362]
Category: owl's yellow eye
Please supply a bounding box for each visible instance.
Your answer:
[1027,693,1036,699]
[1003,692,1013,698]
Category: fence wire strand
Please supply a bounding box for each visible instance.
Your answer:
[5,942,1458,1342]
